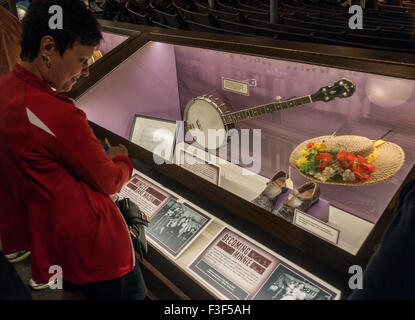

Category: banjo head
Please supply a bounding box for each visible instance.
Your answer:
[184,96,228,150]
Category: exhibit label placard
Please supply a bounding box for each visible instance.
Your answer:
[188,227,278,299]
[188,227,340,300]
[177,148,221,185]
[222,77,250,96]
[118,173,173,218]
[293,209,340,245]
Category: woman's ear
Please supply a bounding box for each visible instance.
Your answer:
[39,35,56,57]
[38,36,57,69]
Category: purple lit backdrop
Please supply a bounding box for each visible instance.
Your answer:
[174,45,415,224]
[76,42,415,224]
[98,31,129,55]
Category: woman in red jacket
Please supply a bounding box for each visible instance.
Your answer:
[0,0,146,299]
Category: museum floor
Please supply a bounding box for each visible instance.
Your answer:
[12,256,60,300]
[0,239,60,300]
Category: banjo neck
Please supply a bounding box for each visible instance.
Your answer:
[222,95,313,125]
[183,79,355,150]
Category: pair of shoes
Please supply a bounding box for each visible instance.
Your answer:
[4,250,31,263]
[29,278,57,291]
[253,171,288,212]
[272,182,320,223]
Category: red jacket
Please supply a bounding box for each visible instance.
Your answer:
[0,65,134,284]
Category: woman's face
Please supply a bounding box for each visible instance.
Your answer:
[48,41,95,92]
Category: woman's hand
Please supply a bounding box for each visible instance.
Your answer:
[107,144,128,159]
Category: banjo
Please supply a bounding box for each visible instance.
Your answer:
[183,78,355,150]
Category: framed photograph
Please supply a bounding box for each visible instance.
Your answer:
[130,114,178,163]
[252,263,337,300]
[145,198,212,259]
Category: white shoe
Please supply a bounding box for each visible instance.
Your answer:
[4,250,31,263]
[89,2,104,12]
[28,278,57,290]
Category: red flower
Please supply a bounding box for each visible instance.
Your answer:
[316,153,333,171]
[337,152,355,170]
[352,155,376,181]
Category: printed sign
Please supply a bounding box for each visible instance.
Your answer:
[222,77,250,96]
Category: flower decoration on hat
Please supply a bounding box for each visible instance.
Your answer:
[290,135,405,186]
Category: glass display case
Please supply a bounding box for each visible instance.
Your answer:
[69,20,144,94]
[69,22,415,299]
[99,20,142,53]
[98,29,129,56]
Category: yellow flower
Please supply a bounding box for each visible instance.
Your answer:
[315,144,327,152]
[300,150,310,157]
[296,157,308,166]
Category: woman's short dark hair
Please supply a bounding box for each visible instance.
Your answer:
[20,0,103,61]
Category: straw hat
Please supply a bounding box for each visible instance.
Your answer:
[289,135,405,186]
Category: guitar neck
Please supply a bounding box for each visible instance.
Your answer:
[222,95,313,125]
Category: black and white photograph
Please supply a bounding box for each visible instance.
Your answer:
[253,264,335,300]
[146,198,212,259]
